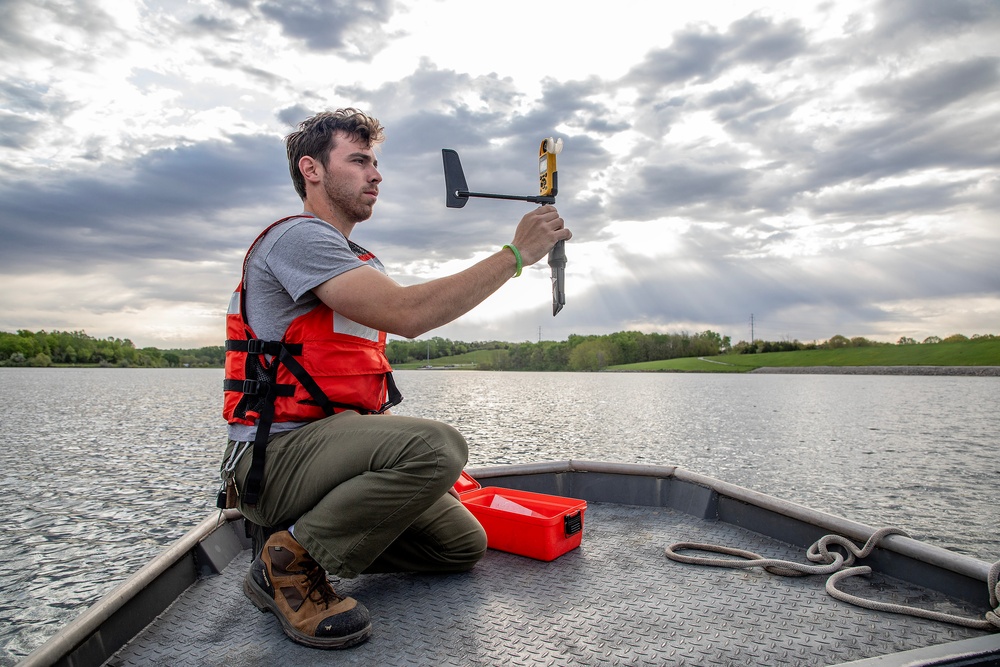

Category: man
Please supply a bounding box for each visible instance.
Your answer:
[220,108,571,649]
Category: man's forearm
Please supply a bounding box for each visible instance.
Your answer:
[384,248,519,338]
[314,247,519,340]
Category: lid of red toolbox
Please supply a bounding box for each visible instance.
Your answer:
[453,470,481,495]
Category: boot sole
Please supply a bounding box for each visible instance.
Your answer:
[243,571,372,649]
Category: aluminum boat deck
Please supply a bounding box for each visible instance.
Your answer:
[24,462,1000,667]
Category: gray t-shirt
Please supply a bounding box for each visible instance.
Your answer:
[227,214,387,442]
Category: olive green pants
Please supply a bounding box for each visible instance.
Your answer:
[225,412,487,579]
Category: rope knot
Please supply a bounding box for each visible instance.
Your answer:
[666,528,1000,631]
[987,562,1000,630]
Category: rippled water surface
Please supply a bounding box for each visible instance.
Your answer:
[1,368,997,663]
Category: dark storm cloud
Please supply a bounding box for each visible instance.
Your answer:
[0,113,44,150]
[875,0,1000,43]
[704,82,768,115]
[0,133,290,271]
[0,79,53,114]
[624,163,754,216]
[808,180,979,218]
[257,0,397,59]
[186,14,241,35]
[624,13,808,89]
[982,175,1000,213]
[333,61,519,149]
[532,77,628,135]
[199,53,289,87]
[277,104,316,129]
[804,110,1000,191]
[704,83,798,141]
[863,57,1000,114]
[0,77,75,156]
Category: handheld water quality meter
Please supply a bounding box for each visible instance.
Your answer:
[442,137,567,315]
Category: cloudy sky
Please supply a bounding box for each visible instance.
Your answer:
[1,0,998,349]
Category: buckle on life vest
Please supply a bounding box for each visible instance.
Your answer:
[242,379,260,395]
[246,339,266,355]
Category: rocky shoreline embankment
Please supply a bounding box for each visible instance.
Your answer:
[749,366,1000,376]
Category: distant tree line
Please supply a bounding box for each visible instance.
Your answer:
[2,328,994,371]
[732,332,997,355]
[387,330,732,371]
[0,329,223,368]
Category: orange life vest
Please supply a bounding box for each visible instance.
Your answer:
[222,216,402,504]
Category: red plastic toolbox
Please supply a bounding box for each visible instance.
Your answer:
[453,471,586,561]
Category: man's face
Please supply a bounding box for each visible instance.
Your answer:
[321,132,382,224]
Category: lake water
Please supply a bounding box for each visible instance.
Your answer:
[1,367,998,664]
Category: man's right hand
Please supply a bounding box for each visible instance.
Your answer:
[509,205,572,266]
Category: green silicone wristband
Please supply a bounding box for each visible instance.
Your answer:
[503,244,523,277]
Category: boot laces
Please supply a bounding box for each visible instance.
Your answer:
[301,561,342,608]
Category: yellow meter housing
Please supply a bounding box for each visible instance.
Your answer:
[538,138,559,198]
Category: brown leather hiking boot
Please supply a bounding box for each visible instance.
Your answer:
[243,530,372,649]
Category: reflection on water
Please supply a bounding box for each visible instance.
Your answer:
[0,368,224,664]
[1,367,997,663]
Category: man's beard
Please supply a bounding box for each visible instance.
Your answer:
[323,171,375,223]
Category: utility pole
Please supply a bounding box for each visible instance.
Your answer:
[538,326,542,343]
[750,313,755,342]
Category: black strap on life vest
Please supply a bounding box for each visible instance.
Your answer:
[229,338,404,506]
[242,372,278,506]
[381,372,403,413]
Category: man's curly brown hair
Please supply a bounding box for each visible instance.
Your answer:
[285,108,386,199]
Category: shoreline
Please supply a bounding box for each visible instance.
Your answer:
[7,365,999,377]
[748,365,1000,376]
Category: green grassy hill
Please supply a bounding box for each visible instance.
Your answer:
[608,338,1000,372]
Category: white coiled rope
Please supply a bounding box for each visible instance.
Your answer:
[665,528,1000,631]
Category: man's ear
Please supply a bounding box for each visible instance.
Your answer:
[299,155,322,186]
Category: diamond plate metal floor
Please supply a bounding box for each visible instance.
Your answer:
[104,503,989,667]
